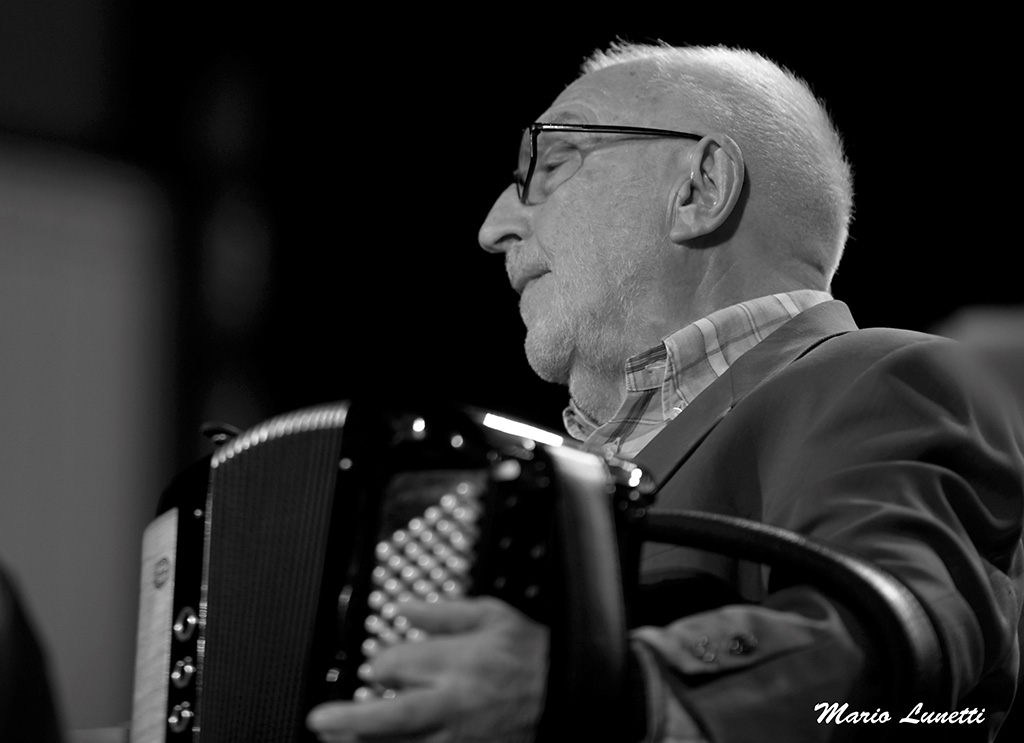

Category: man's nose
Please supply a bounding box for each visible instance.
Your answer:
[478,184,530,254]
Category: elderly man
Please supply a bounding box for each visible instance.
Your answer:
[308,44,1024,742]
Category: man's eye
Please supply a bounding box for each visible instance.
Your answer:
[541,158,569,173]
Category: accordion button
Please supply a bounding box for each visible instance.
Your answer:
[170,657,196,689]
[446,556,468,573]
[168,703,194,734]
[362,638,379,656]
[354,686,373,701]
[492,459,522,481]
[172,608,198,642]
[412,579,433,596]
[357,663,374,682]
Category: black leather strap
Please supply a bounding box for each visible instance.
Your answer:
[639,509,944,737]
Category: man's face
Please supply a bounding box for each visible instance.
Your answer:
[478,63,671,388]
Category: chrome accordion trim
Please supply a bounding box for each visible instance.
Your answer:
[210,402,350,468]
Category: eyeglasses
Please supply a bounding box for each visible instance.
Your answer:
[514,123,705,206]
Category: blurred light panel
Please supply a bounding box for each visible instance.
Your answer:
[0,139,171,729]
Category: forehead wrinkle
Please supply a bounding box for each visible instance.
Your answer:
[547,62,666,127]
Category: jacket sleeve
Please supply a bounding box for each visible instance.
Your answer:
[629,339,1024,743]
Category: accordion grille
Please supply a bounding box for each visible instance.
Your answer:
[196,423,345,742]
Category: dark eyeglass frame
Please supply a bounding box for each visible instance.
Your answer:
[514,122,706,205]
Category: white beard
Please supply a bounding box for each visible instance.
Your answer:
[520,189,662,419]
[522,255,645,424]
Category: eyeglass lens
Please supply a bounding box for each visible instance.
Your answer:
[516,129,586,205]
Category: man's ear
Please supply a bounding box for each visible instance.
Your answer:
[668,134,744,244]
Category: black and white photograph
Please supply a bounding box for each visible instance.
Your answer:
[1,6,1020,742]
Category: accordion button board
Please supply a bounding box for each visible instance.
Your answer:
[354,483,482,699]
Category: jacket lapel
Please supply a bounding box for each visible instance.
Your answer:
[632,300,859,485]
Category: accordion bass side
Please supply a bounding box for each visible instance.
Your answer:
[131,402,643,743]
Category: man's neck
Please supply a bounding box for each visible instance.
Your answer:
[566,283,830,427]
[568,364,628,427]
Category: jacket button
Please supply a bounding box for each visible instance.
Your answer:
[691,636,717,662]
[728,633,757,655]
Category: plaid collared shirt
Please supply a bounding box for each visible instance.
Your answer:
[563,290,833,459]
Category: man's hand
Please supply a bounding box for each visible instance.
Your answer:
[306,596,548,743]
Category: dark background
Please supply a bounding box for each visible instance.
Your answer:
[3,10,1017,470]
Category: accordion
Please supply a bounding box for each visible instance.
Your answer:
[131,400,944,743]
[130,401,647,743]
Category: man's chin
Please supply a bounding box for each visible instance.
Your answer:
[523,337,571,386]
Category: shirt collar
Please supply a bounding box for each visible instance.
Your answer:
[563,290,833,450]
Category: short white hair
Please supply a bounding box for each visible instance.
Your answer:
[583,43,854,283]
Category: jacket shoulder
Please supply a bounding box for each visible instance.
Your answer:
[798,325,952,369]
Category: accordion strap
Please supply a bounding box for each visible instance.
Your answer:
[640,509,944,738]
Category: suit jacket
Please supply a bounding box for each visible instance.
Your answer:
[629,300,1024,742]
